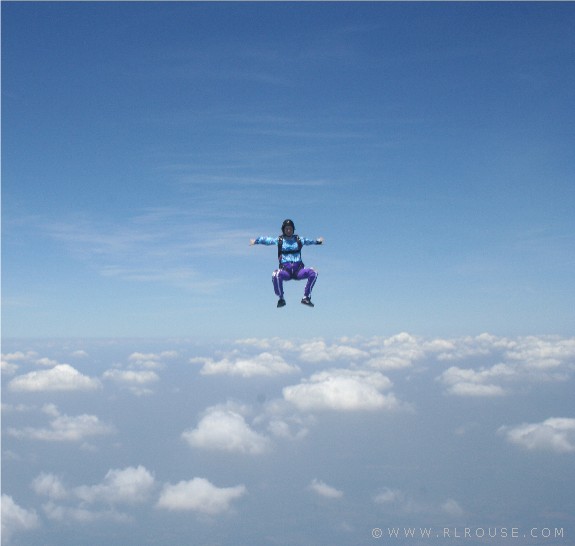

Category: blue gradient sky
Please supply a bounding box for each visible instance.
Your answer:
[3,2,574,339]
[2,5,575,545]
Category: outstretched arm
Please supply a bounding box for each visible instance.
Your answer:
[301,237,324,245]
[250,236,279,246]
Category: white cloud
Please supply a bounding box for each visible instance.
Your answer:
[1,494,39,544]
[254,399,315,441]
[434,335,575,383]
[74,466,156,505]
[366,332,429,370]
[31,473,68,500]
[298,339,369,363]
[1,359,19,375]
[435,333,514,362]
[266,417,310,441]
[129,350,178,361]
[195,351,299,377]
[1,403,35,413]
[182,407,271,454]
[42,502,131,524]
[128,350,177,370]
[31,467,155,525]
[8,404,114,442]
[498,418,575,454]
[103,369,159,384]
[8,364,101,392]
[1,351,38,375]
[103,369,159,395]
[36,357,60,367]
[283,369,398,412]
[1,350,38,362]
[437,335,575,397]
[308,479,343,499]
[505,336,575,370]
[446,382,506,397]
[234,337,296,351]
[364,332,465,371]
[438,364,514,397]
[156,477,247,515]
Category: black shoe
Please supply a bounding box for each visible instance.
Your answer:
[277,298,286,308]
[301,297,314,307]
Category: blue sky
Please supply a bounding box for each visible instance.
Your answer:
[3,1,574,339]
[2,3,575,545]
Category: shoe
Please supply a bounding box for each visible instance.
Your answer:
[277,298,286,308]
[301,297,314,307]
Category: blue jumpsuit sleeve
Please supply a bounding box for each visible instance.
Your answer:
[254,236,279,245]
[301,237,322,245]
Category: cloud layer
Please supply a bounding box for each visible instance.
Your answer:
[3,333,574,544]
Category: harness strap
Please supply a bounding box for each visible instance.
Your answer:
[278,235,303,262]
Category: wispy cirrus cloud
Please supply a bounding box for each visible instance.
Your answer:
[176,173,328,188]
[39,209,254,292]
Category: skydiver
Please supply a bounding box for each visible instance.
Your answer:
[250,219,323,307]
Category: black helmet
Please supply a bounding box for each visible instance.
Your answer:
[281,219,295,234]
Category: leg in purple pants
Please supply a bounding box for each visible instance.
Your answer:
[272,262,317,299]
